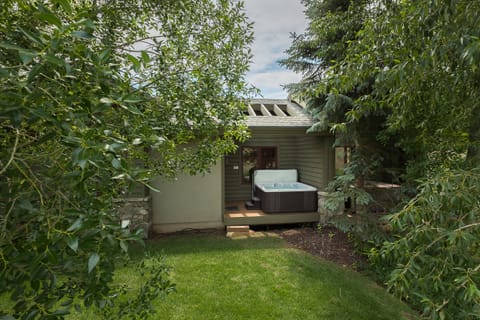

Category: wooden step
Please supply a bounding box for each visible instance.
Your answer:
[226,225,250,233]
[226,225,251,238]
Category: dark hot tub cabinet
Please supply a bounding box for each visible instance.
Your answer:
[253,169,318,213]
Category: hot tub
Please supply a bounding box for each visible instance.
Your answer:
[253,170,318,213]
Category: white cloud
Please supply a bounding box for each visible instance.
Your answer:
[242,0,308,98]
[247,70,303,99]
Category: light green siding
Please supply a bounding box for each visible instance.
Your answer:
[225,128,334,202]
[295,132,335,188]
[151,160,223,233]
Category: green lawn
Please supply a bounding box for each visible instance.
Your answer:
[71,232,416,320]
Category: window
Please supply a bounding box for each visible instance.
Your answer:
[241,146,277,183]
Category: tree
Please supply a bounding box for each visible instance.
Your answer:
[353,1,480,318]
[327,0,480,177]
[296,0,480,318]
[0,0,253,318]
[281,0,406,192]
[281,0,406,247]
[380,168,480,319]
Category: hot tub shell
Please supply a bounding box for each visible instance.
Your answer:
[253,170,318,213]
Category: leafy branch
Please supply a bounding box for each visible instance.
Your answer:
[0,128,19,176]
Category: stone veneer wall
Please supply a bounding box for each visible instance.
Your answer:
[115,196,152,239]
[317,191,344,224]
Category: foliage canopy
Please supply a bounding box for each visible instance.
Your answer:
[0,0,253,318]
[379,168,480,319]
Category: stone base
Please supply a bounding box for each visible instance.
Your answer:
[116,197,151,239]
[317,191,344,224]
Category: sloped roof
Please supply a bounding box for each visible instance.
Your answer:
[246,98,314,128]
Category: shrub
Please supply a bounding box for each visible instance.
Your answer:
[375,168,480,319]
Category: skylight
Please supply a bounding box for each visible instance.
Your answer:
[246,103,295,117]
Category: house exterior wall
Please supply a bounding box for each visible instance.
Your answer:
[151,160,223,233]
[149,127,335,233]
[225,128,334,202]
[295,132,335,188]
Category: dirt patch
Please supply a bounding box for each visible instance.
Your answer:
[269,225,366,269]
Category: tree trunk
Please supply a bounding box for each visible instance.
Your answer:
[352,138,365,189]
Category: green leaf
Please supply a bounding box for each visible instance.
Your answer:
[82,18,96,30]
[77,158,87,169]
[112,173,126,180]
[126,54,141,70]
[0,42,25,51]
[72,31,94,39]
[88,253,100,273]
[104,142,125,153]
[99,48,111,63]
[67,218,82,232]
[19,50,38,64]
[51,308,70,316]
[25,310,38,320]
[100,97,114,105]
[123,98,144,104]
[36,11,62,28]
[141,50,151,64]
[119,240,128,253]
[18,199,34,212]
[0,41,43,65]
[18,27,43,45]
[54,0,73,14]
[67,237,79,252]
[74,304,82,313]
[119,104,143,115]
[143,182,161,193]
[44,54,65,66]
[111,158,122,169]
[60,299,73,307]
[28,64,43,81]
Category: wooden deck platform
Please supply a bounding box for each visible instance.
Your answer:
[224,201,320,226]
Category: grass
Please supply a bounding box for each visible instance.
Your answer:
[0,232,415,319]
[70,232,416,320]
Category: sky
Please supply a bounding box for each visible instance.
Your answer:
[242,0,308,99]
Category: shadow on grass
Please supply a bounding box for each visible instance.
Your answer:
[133,232,286,257]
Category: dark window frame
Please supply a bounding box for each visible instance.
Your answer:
[240,146,278,184]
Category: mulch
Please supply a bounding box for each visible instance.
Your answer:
[269,225,366,269]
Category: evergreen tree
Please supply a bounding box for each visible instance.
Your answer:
[281,0,405,208]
